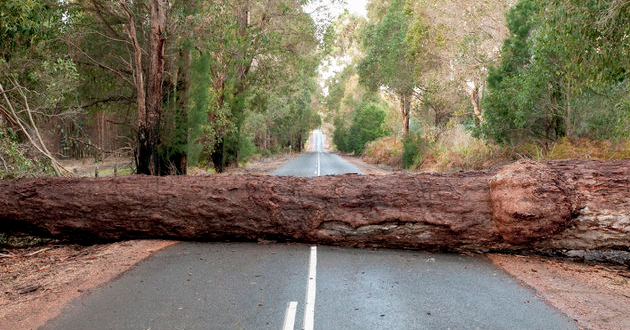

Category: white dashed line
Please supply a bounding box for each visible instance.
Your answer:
[303,246,317,330]
[281,301,298,330]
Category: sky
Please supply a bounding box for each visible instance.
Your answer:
[340,0,368,18]
[305,0,368,21]
[304,0,369,93]
[305,0,368,33]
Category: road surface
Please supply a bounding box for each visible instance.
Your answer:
[42,130,577,330]
[272,129,361,177]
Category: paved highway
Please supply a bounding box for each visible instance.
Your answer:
[272,129,361,177]
[42,130,578,330]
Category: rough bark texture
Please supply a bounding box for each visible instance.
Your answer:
[400,93,410,136]
[490,161,575,244]
[0,160,628,256]
[137,0,167,175]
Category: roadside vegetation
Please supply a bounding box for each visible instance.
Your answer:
[326,0,630,171]
[1,0,322,178]
[0,0,629,179]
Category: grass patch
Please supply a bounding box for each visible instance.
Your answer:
[97,167,133,176]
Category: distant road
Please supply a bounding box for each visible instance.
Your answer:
[272,129,361,177]
[42,130,577,330]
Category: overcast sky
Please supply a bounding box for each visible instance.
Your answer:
[305,0,368,27]
[341,0,368,18]
[304,0,368,92]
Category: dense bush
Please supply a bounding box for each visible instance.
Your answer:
[481,0,630,144]
[363,136,403,168]
[334,102,387,155]
[0,128,53,179]
[402,134,426,169]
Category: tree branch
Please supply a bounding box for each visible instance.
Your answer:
[66,39,135,87]
[0,80,72,177]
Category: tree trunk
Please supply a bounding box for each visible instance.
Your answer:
[210,0,250,173]
[211,140,225,173]
[160,0,193,176]
[160,42,191,176]
[468,81,484,125]
[400,93,410,135]
[137,0,167,175]
[565,83,572,140]
[1,160,628,259]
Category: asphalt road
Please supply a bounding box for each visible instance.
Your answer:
[272,129,361,177]
[42,130,578,330]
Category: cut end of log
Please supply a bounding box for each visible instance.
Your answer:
[490,160,574,244]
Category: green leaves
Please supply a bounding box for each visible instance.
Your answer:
[481,0,630,144]
[334,102,387,155]
[357,0,416,95]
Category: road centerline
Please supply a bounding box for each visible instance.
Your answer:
[282,301,298,330]
[303,246,317,330]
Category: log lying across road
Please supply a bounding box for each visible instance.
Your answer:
[0,160,629,258]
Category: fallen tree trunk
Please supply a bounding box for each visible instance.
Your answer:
[0,160,629,255]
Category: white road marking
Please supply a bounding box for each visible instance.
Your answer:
[282,301,298,330]
[316,152,320,177]
[303,246,317,330]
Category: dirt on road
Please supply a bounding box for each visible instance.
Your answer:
[489,254,630,330]
[0,240,176,330]
[338,153,398,175]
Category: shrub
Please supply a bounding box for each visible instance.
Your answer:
[545,137,630,160]
[333,102,387,155]
[402,134,426,169]
[0,128,54,179]
[363,136,403,168]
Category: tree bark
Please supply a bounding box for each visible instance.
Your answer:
[136,0,167,175]
[468,81,484,125]
[400,93,410,135]
[1,160,628,258]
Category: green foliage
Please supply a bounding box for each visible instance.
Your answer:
[481,0,556,143]
[186,52,213,166]
[357,0,416,96]
[334,102,387,155]
[0,128,54,179]
[0,0,52,60]
[332,117,349,153]
[402,134,426,169]
[481,0,630,144]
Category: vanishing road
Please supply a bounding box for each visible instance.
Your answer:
[42,130,578,330]
[272,129,361,177]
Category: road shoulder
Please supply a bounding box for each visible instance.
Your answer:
[489,254,630,330]
[336,153,397,175]
[1,240,177,330]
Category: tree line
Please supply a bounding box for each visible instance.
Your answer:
[327,0,629,167]
[0,0,322,177]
